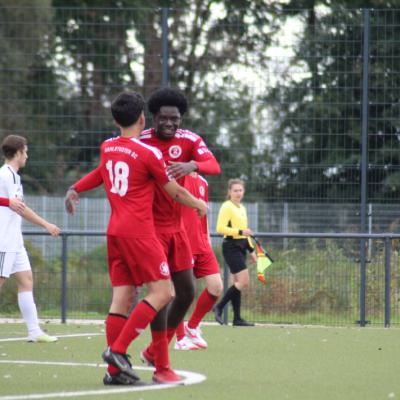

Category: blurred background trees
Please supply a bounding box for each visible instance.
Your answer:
[1,1,399,204]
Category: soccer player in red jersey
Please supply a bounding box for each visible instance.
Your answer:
[174,172,223,350]
[66,87,221,378]
[65,92,207,385]
[138,87,221,368]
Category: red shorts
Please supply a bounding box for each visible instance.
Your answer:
[193,250,220,279]
[107,235,170,287]
[157,230,193,273]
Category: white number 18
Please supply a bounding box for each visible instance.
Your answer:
[105,160,129,196]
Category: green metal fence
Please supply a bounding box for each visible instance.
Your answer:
[2,4,400,327]
[0,231,399,327]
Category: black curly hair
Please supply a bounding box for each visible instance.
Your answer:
[147,87,188,116]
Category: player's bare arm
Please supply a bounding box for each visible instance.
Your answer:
[20,206,61,237]
[166,160,197,180]
[163,180,207,217]
[10,198,26,214]
[0,197,26,215]
[167,158,221,180]
[249,251,257,264]
[64,166,103,215]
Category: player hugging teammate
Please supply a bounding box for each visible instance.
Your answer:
[65,87,221,385]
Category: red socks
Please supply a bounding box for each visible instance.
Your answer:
[105,313,127,375]
[188,288,218,329]
[111,301,157,354]
[175,322,185,341]
[150,330,170,371]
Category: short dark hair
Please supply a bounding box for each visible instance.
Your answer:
[147,87,188,116]
[1,135,27,160]
[111,91,145,127]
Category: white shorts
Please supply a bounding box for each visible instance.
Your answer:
[0,247,31,278]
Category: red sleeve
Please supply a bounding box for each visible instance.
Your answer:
[195,158,221,175]
[0,197,10,207]
[74,166,103,193]
[192,137,221,175]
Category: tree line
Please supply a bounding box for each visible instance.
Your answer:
[0,0,399,203]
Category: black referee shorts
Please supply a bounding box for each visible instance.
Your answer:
[222,239,249,274]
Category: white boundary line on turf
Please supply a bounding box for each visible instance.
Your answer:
[2,317,395,330]
[0,360,206,399]
[0,333,103,342]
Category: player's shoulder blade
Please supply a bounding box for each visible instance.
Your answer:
[131,138,163,160]
[176,129,199,142]
[140,128,153,140]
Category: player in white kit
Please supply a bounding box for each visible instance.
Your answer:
[0,135,60,342]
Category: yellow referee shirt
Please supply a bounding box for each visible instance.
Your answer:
[216,200,254,249]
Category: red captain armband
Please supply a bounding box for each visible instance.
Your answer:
[0,197,10,207]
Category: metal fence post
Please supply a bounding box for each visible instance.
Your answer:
[223,260,229,324]
[359,8,370,327]
[384,237,392,327]
[61,234,68,323]
[161,7,169,86]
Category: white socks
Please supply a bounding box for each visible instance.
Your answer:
[18,291,43,337]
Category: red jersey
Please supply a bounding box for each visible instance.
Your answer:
[182,173,210,254]
[140,128,220,233]
[99,136,170,237]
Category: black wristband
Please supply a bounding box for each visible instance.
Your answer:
[68,186,77,192]
[238,229,243,235]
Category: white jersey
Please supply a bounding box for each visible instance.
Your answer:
[0,164,23,251]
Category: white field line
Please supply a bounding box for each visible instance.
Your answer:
[0,333,103,343]
[0,319,105,325]
[0,360,206,399]
[0,317,397,330]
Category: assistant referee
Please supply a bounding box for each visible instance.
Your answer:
[213,178,257,327]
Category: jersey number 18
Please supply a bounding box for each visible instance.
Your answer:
[106,160,129,196]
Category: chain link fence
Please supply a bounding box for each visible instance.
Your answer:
[1,231,399,327]
[2,5,400,325]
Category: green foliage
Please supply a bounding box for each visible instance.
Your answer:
[240,239,392,323]
[0,241,111,317]
[1,239,397,324]
[265,4,400,202]
[60,244,111,315]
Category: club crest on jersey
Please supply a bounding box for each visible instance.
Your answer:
[199,185,205,197]
[169,145,182,159]
[160,261,170,276]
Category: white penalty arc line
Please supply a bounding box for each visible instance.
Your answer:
[0,333,103,342]
[0,360,206,399]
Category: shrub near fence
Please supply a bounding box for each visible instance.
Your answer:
[1,233,399,327]
[240,239,359,325]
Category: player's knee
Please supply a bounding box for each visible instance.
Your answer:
[176,283,195,306]
[160,289,174,307]
[235,279,249,291]
[207,281,223,297]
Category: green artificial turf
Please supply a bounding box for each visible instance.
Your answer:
[0,322,399,400]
